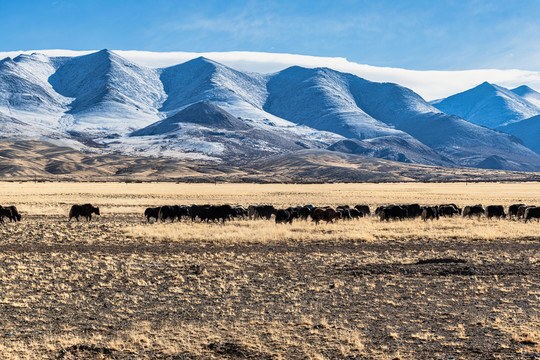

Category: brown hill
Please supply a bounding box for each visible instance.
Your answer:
[1,141,540,183]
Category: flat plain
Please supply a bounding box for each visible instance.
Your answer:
[0,182,538,359]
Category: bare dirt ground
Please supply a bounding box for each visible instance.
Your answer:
[0,182,538,359]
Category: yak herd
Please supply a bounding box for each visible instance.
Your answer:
[143,203,540,224]
[1,202,539,224]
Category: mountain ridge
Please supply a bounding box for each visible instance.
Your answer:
[432,81,540,128]
[1,50,540,173]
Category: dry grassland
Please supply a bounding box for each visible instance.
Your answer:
[0,182,538,359]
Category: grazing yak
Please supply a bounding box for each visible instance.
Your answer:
[310,207,339,224]
[379,205,408,221]
[463,204,485,218]
[337,208,352,220]
[158,205,176,222]
[517,205,534,220]
[8,206,21,221]
[508,203,526,219]
[439,204,461,217]
[233,205,248,219]
[157,205,190,222]
[421,206,439,221]
[248,205,276,220]
[69,204,100,221]
[375,206,387,217]
[0,205,21,223]
[298,206,312,220]
[144,207,161,222]
[404,204,423,219]
[275,209,299,224]
[190,205,210,222]
[524,206,540,222]
[323,208,340,223]
[354,205,371,217]
[286,206,301,219]
[207,205,237,223]
[349,208,362,219]
[0,206,13,223]
[486,205,506,219]
[158,205,190,222]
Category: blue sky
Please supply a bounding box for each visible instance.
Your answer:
[1,0,540,71]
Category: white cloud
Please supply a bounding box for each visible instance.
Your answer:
[2,49,540,101]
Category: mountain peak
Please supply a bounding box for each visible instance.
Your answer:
[474,81,500,92]
[132,101,250,136]
[160,56,223,77]
[471,81,514,94]
[97,48,113,55]
[183,56,221,68]
[13,52,50,62]
[511,85,539,96]
[278,65,336,77]
[0,56,14,66]
[166,100,250,130]
[432,81,540,128]
[92,48,122,61]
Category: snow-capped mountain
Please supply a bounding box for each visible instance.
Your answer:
[2,49,540,172]
[0,53,69,128]
[497,114,540,154]
[431,82,540,128]
[264,66,409,139]
[49,49,166,134]
[126,101,325,161]
[511,85,540,108]
[159,57,267,116]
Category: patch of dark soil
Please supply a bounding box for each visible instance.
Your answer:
[57,344,117,359]
[416,257,466,265]
[167,351,204,359]
[515,339,538,346]
[207,341,274,359]
[337,261,538,277]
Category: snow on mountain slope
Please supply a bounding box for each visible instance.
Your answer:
[48,49,166,134]
[0,53,70,127]
[125,101,320,161]
[431,82,540,128]
[264,65,540,170]
[159,57,267,115]
[511,85,540,108]
[264,66,409,139]
[327,135,454,167]
[0,111,34,138]
[342,74,540,170]
[133,101,251,135]
[389,112,540,170]
[158,57,343,145]
[1,49,540,171]
[497,114,540,154]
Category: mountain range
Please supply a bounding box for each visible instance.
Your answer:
[1,49,540,175]
[432,82,540,154]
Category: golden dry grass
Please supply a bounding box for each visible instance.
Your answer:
[0,182,538,359]
[2,180,540,213]
[127,216,540,244]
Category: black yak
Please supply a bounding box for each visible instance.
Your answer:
[69,204,100,221]
[486,205,506,219]
[144,207,160,222]
[463,205,485,218]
